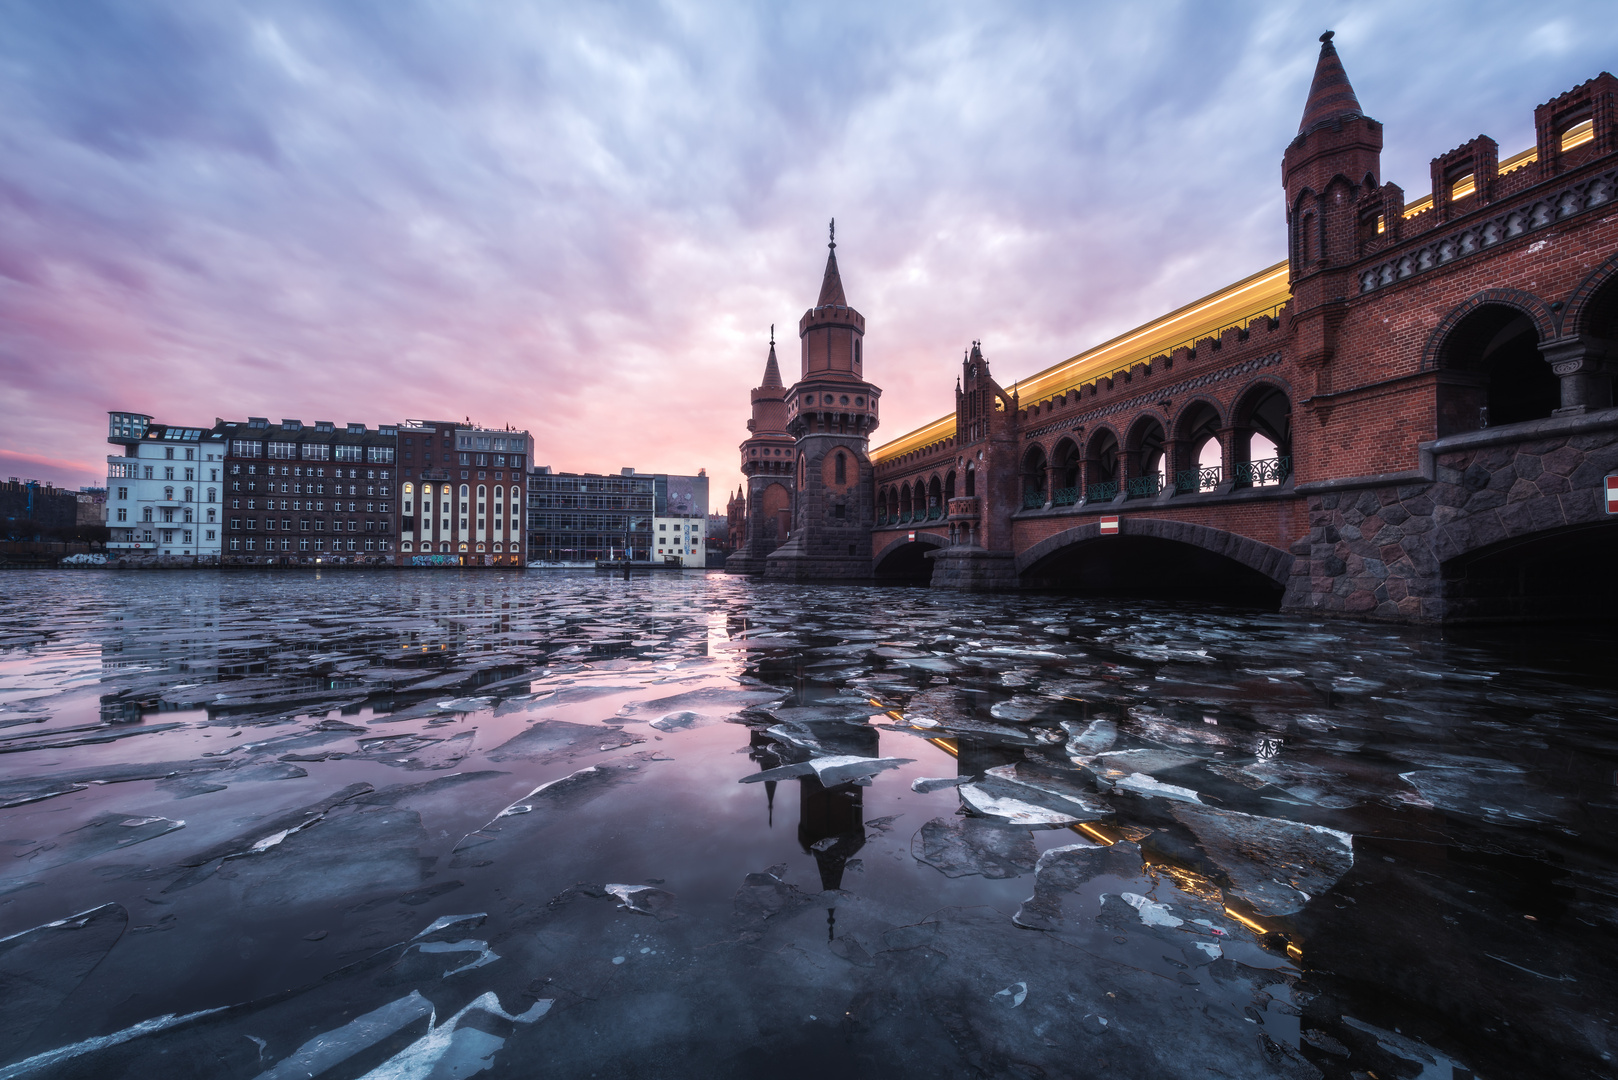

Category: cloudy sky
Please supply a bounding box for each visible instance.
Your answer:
[2,1,1614,503]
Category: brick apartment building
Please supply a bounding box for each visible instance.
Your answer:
[219,418,399,565]
[397,419,532,566]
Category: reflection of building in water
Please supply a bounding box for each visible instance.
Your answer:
[797,776,866,893]
[99,585,224,722]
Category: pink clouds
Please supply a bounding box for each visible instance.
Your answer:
[2,2,1614,506]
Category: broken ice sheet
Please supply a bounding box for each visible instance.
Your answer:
[957,780,1084,827]
[1121,891,1184,927]
[458,763,646,853]
[1168,803,1354,916]
[913,817,1037,879]
[911,776,970,793]
[604,884,676,918]
[1013,842,1144,930]
[738,755,912,786]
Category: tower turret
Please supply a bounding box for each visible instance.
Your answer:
[726,329,799,574]
[765,222,884,581]
[1283,31,1384,376]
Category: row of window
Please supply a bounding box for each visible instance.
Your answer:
[233,481,383,496]
[123,529,212,544]
[229,537,391,552]
[399,541,513,553]
[120,507,215,523]
[232,441,394,463]
[231,464,390,480]
[230,500,389,514]
[407,517,513,533]
[229,518,389,532]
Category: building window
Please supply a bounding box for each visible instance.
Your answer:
[205,529,215,541]
[245,538,256,551]
[184,509,193,523]
[184,487,193,501]
[183,530,193,543]
[229,538,240,551]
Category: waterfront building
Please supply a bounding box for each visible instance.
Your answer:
[652,471,710,566]
[104,412,226,560]
[396,420,532,567]
[724,331,797,574]
[218,418,398,565]
[525,468,656,563]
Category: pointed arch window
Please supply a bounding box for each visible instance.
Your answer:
[835,452,846,484]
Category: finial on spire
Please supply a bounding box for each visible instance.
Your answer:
[770,323,774,345]
[829,218,835,249]
[1320,29,1333,42]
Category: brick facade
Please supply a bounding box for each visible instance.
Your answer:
[861,37,1618,619]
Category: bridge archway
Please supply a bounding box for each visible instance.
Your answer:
[1052,438,1081,502]
[1231,381,1293,486]
[1086,427,1120,496]
[1125,414,1168,493]
[1431,295,1558,434]
[1173,399,1224,492]
[1017,519,1292,606]
[874,531,947,583]
[1022,444,1048,507]
[1441,519,1618,622]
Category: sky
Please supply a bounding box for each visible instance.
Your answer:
[2,1,1615,507]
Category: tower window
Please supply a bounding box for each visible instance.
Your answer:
[835,452,846,484]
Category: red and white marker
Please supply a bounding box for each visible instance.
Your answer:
[1100,516,1120,535]
[908,531,916,542]
[1605,473,1618,515]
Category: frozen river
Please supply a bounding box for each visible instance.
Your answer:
[0,569,1614,1079]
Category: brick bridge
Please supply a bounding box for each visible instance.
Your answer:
[866,45,1618,621]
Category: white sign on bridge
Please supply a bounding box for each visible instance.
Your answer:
[1606,473,1618,515]
[1100,516,1119,535]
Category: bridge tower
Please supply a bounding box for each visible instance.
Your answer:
[1283,30,1384,392]
[928,342,1023,589]
[725,330,798,574]
[765,221,883,581]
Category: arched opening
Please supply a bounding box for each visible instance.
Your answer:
[899,483,914,523]
[1174,401,1223,493]
[1052,439,1081,505]
[874,537,943,584]
[1436,304,1557,435]
[1233,386,1292,487]
[1125,417,1166,498]
[888,486,899,523]
[761,482,791,543]
[1022,445,1048,509]
[944,470,956,504]
[926,476,943,520]
[1086,429,1120,502]
[1443,520,1618,622]
[964,463,976,497]
[1568,273,1618,412]
[835,451,847,484]
[1022,535,1283,608]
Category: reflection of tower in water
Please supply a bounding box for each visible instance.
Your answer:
[796,723,876,940]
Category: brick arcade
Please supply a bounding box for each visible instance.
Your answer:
[729,34,1618,622]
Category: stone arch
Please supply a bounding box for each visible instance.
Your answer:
[926,474,943,519]
[761,482,791,541]
[944,470,957,503]
[1016,518,1293,586]
[1229,379,1293,485]
[1051,437,1082,500]
[1565,251,1618,337]
[1022,443,1049,507]
[1429,295,1560,433]
[1085,425,1121,494]
[874,530,947,582]
[1421,289,1559,370]
[1171,398,1225,491]
[1124,412,1168,491]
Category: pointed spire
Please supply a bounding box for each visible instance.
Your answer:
[817,218,846,307]
[1298,31,1364,136]
[761,327,783,389]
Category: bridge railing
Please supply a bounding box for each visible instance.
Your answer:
[1052,486,1080,506]
[1234,455,1291,488]
[925,504,943,520]
[1085,480,1118,503]
[1175,465,1223,493]
[1022,488,1046,509]
[1126,474,1162,499]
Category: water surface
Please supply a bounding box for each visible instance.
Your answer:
[0,569,1614,1079]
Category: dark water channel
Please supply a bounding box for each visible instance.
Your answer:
[0,569,1614,1079]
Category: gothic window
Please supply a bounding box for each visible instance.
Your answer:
[835,452,846,484]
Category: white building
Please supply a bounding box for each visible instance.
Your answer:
[105,412,227,560]
[652,514,706,566]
